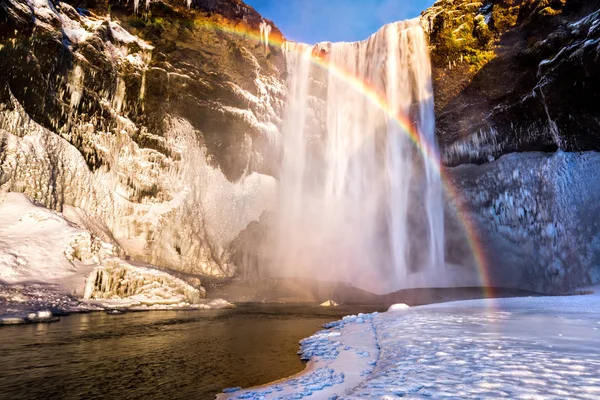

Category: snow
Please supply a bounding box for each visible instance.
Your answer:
[108,21,154,50]
[0,192,232,319]
[387,303,409,311]
[217,313,380,400]
[0,192,108,286]
[222,291,600,399]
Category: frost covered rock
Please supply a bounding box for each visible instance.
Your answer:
[447,151,600,293]
[84,261,205,307]
[0,0,285,279]
[320,300,339,307]
[387,303,409,311]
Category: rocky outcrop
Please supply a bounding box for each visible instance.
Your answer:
[422,0,600,292]
[0,0,283,278]
[447,151,600,293]
[424,0,600,165]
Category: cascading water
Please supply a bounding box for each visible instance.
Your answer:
[273,19,445,294]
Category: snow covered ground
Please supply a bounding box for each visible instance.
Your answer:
[220,290,600,399]
[0,192,232,323]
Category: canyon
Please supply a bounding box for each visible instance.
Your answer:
[0,0,599,311]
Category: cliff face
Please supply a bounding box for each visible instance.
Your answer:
[0,0,284,278]
[2,0,599,295]
[425,0,600,292]
[424,0,600,166]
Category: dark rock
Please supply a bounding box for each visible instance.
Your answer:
[425,0,600,165]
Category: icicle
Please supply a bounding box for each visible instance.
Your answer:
[112,77,126,113]
[68,65,84,111]
[259,20,271,52]
[139,71,146,112]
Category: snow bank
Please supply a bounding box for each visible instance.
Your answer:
[0,192,233,317]
[0,192,114,287]
[223,292,600,399]
[387,303,409,311]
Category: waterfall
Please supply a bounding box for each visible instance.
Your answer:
[272,19,445,294]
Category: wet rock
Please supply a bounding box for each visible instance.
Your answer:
[424,0,600,165]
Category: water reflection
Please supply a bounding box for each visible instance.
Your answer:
[0,304,383,399]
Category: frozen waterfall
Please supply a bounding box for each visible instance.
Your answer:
[272,20,445,294]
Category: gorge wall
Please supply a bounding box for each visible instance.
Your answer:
[0,0,285,281]
[1,0,600,295]
[427,0,600,292]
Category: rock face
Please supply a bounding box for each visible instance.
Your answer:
[1,0,599,295]
[0,0,284,278]
[424,0,600,165]
[424,0,600,292]
[447,152,600,293]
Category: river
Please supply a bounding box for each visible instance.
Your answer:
[0,304,384,399]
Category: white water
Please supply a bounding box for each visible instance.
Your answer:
[272,20,445,294]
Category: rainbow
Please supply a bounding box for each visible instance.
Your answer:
[188,14,494,297]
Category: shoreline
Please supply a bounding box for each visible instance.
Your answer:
[0,281,543,325]
[0,297,236,326]
[219,287,599,399]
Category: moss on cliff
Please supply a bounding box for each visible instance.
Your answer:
[428,0,600,166]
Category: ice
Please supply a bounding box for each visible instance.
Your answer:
[83,260,205,307]
[387,303,409,311]
[0,192,233,318]
[224,291,600,399]
[320,300,339,307]
[259,20,272,52]
[449,151,600,292]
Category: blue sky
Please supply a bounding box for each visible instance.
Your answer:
[245,0,435,44]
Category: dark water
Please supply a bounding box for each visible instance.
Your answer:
[0,304,384,400]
